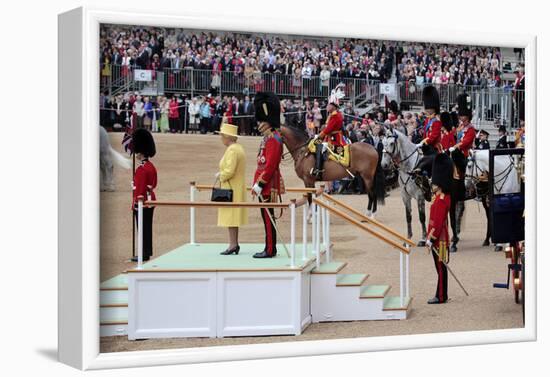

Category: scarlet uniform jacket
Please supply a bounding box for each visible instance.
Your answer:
[458,124,476,157]
[428,192,451,249]
[253,130,284,197]
[320,110,345,147]
[423,115,442,151]
[133,159,158,207]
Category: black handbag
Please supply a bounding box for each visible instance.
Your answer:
[211,178,233,202]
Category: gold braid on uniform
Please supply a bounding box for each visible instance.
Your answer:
[438,242,449,264]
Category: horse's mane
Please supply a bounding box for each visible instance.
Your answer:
[282,121,310,143]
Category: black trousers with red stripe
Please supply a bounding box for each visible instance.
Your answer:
[259,197,277,256]
[431,248,448,302]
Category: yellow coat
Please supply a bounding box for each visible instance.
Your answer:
[217,143,248,227]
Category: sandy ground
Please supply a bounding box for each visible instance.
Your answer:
[100,132,522,353]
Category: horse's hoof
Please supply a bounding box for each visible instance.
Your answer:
[494,245,503,252]
[482,239,490,247]
[417,240,426,247]
[450,244,457,253]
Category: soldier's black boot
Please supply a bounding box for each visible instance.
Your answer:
[312,143,324,180]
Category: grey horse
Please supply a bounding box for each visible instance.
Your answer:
[381,129,427,246]
[100,126,131,191]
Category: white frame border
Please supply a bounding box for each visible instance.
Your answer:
[58,6,537,370]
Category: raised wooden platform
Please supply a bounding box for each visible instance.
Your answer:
[100,242,411,339]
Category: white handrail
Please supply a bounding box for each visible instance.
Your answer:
[190,181,196,245]
[315,200,321,270]
[290,200,296,268]
[302,200,308,261]
[325,210,331,263]
[137,197,144,270]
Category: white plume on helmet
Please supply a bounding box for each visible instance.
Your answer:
[328,83,346,106]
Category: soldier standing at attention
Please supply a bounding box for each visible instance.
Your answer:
[425,153,453,304]
[251,92,285,259]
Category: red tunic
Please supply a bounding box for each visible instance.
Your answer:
[320,110,345,147]
[253,131,284,197]
[427,193,451,249]
[423,116,442,150]
[458,125,476,157]
[133,159,157,207]
[441,130,456,151]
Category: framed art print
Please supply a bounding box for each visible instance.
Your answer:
[58,6,537,370]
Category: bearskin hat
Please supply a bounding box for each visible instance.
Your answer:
[432,153,453,194]
[450,112,459,128]
[132,128,156,158]
[457,93,472,119]
[254,92,280,129]
[422,85,440,114]
[389,100,399,114]
[440,111,453,132]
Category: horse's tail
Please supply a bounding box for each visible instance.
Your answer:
[371,164,386,205]
[110,146,132,170]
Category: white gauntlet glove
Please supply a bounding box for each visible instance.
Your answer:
[252,183,263,196]
[425,239,433,248]
[415,142,424,150]
[449,146,456,153]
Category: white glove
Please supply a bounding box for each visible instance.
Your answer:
[415,142,423,150]
[449,146,456,153]
[425,239,433,248]
[252,183,262,196]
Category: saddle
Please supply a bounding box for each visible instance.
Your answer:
[308,140,351,167]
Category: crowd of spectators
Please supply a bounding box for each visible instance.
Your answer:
[99,24,397,87]
[396,44,503,87]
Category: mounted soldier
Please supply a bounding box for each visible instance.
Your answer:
[311,83,346,180]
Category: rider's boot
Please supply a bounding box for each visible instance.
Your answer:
[311,143,324,180]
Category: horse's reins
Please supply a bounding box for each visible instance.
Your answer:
[383,134,421,197]
[466,154,516,196]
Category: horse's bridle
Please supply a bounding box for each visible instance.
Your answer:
[465,152,516,195]
[382,133,420,170]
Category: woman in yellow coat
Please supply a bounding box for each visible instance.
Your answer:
[217,123,248,255]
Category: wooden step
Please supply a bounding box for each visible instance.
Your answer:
[383,296,412,311]
[336,273,369,286]
[360,285,391,299]
[311,262,347,274]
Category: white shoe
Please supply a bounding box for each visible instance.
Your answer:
[365,210,372,218]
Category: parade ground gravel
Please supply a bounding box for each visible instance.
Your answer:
[100,132,523,353]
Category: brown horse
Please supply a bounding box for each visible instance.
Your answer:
[280,124,383,209]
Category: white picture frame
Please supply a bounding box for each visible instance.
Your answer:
[58,6,537,370]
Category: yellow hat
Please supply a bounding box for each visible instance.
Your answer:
[219,123,239,138]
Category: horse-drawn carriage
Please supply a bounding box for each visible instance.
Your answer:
[489,148,525,321]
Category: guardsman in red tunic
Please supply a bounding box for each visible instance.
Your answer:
[450,93,476,158]
[312,83,346,180]
[415,86,442,177]
[131,128,157,262]
[425,153,453,304]
[251,92,285,258]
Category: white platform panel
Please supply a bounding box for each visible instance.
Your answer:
[128,273,217,340]
[217,271,308,337]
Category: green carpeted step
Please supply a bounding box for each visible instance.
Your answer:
[100,290,128,306]
[311,262,347,274]
[360,285,391,298]
[336,273,369,286]
[383,296,412,310]
[100,274,128,290]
